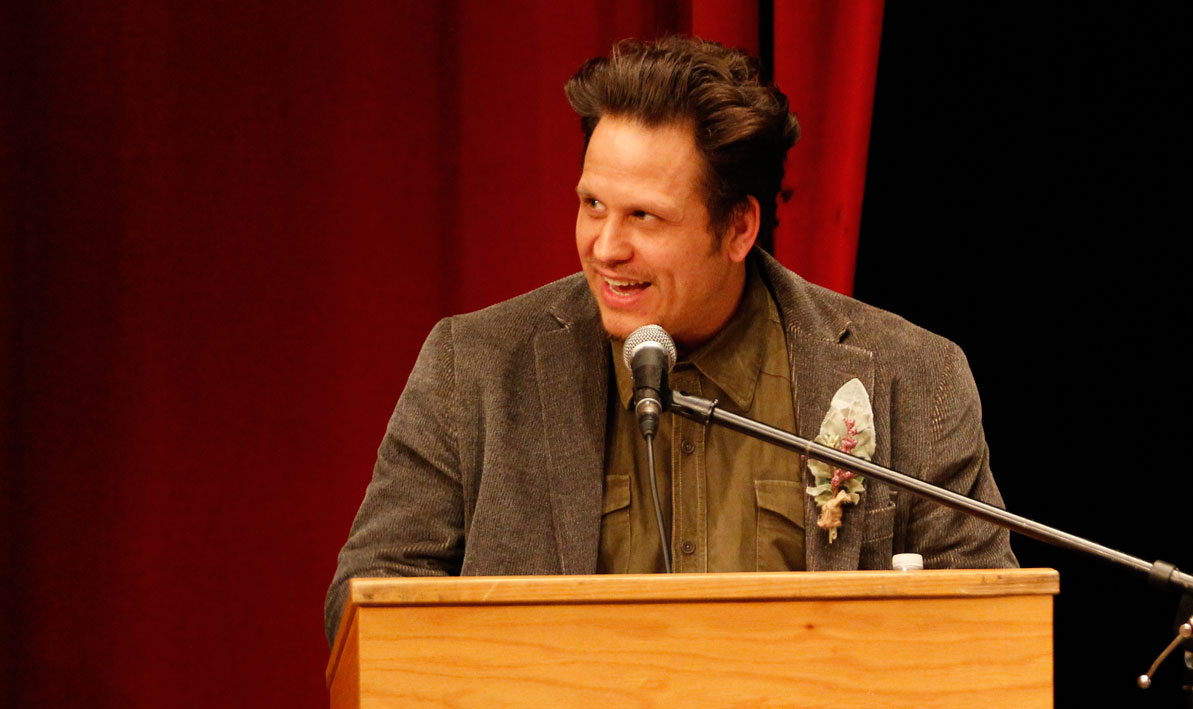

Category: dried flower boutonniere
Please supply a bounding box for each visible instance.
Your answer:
[806,378,875,543]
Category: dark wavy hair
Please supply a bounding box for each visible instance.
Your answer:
[564,36,800,253]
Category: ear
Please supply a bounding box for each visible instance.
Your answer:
[723,196,760,263]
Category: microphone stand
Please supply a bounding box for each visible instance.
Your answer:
[667,388,1193,594]
[671,386,1193,696]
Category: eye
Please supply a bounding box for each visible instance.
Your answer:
[632,209,658,222]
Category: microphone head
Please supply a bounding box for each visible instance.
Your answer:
[622,324,678,372]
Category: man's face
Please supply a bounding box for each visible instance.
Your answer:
[575,116,752,348]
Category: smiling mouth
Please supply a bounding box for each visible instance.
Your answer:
[603,276,650,296]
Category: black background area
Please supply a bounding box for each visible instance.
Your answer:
[855,4,1191,707]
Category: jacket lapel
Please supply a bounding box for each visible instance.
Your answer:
[787,328,875,570]
[759,252,876,571]
[533,291,608,574]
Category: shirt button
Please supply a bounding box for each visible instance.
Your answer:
[681,541,696,555]
[681,439,695,454]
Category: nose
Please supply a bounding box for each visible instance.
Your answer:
[591,215,632,265]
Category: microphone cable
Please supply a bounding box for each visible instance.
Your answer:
[644,432,672,573]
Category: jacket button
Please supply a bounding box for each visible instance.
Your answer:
[681,439,695,454]
[681,541,696,555]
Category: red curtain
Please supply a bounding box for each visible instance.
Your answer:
[1,2,881,705]
[774,1,884,294]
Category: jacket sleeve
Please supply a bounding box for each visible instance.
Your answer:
[324,318,465,647]
[903,342,1018,569]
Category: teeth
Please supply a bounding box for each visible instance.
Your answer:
[604,276,646,288]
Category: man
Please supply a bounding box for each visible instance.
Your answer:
[325,37,1015,645]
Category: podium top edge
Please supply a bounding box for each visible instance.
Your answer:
[348,568,1059,607]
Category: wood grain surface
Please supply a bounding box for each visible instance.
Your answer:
[329,570,1056,708]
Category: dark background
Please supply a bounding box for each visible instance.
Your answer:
[857,5,1191,707]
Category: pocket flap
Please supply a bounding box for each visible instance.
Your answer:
[753,479,805,528]
[602,474,631,515]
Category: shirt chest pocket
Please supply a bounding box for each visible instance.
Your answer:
[753,479,806,572]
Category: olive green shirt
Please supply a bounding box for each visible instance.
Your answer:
[598,265,805,573]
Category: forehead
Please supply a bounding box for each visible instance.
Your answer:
[577,116,706,210]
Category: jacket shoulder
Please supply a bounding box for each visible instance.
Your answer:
[448,273,593,343]
[759,253,959,359]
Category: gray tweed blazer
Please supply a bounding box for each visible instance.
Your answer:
[325,251,1016,644]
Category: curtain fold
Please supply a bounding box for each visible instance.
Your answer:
[773,0,885,295]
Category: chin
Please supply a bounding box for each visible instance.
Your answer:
[598,312,647,341]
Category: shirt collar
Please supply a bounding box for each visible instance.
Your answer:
[611,260,773,411]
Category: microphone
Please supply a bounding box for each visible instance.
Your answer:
[621,324,678,438]
[622,324,678,573]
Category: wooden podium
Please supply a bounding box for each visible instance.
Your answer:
[326,569,1058,708]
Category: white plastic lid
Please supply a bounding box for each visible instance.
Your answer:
[892,553,924,571]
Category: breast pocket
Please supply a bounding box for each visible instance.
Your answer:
[596,474,631,574]
[754,479,805,572]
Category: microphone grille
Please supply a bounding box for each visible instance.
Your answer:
[622,324,678,371]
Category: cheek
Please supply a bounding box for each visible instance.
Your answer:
[663,256,718,303]
[640,246,689,287]
[575,214,596,256]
